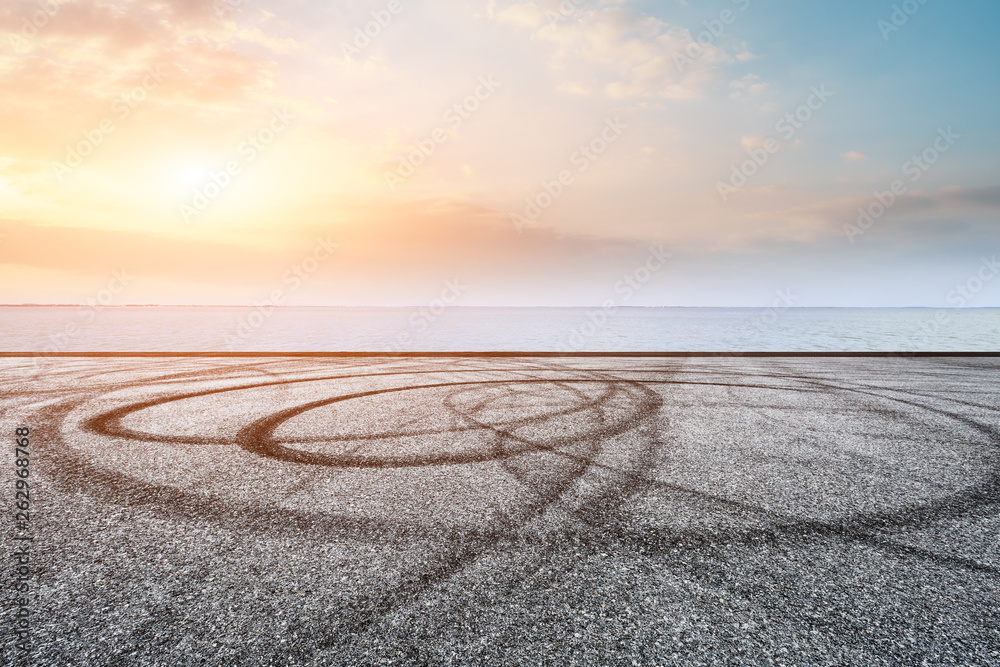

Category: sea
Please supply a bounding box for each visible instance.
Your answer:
[1,306,997,352]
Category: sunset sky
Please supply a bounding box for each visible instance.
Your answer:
[1,0,998,306]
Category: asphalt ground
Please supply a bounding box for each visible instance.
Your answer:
[1,356,998,665]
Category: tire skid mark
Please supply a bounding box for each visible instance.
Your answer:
[81,367,601,444]
[236,379,651,468]
[13,357,1000,657]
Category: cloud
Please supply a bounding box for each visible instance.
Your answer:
[0,0,293,132]
[936,184,1000,208]
[750,183,1000,248]
[842,151,866,162]
[0,219,280,284]
[741,135,768,151]
[0,200,667,304]
[490,3,737,100]
[729,73,768,100]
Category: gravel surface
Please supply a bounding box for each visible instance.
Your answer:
[1,355,998,665]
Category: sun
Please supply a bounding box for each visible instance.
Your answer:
[179,165,210,185]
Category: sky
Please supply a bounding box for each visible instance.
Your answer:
[0,0,998,307]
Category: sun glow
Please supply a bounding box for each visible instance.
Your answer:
[179,166,211,186]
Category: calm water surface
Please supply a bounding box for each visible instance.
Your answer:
[1,307,998,352]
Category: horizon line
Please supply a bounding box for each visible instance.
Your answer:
[3,304,1000,310]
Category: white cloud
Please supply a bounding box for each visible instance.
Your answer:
[490,3,740,100]
[729,73,768,99]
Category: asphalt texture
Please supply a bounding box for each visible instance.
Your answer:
[1,355,999,666]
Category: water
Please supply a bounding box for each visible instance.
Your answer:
[1,306,998,352]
